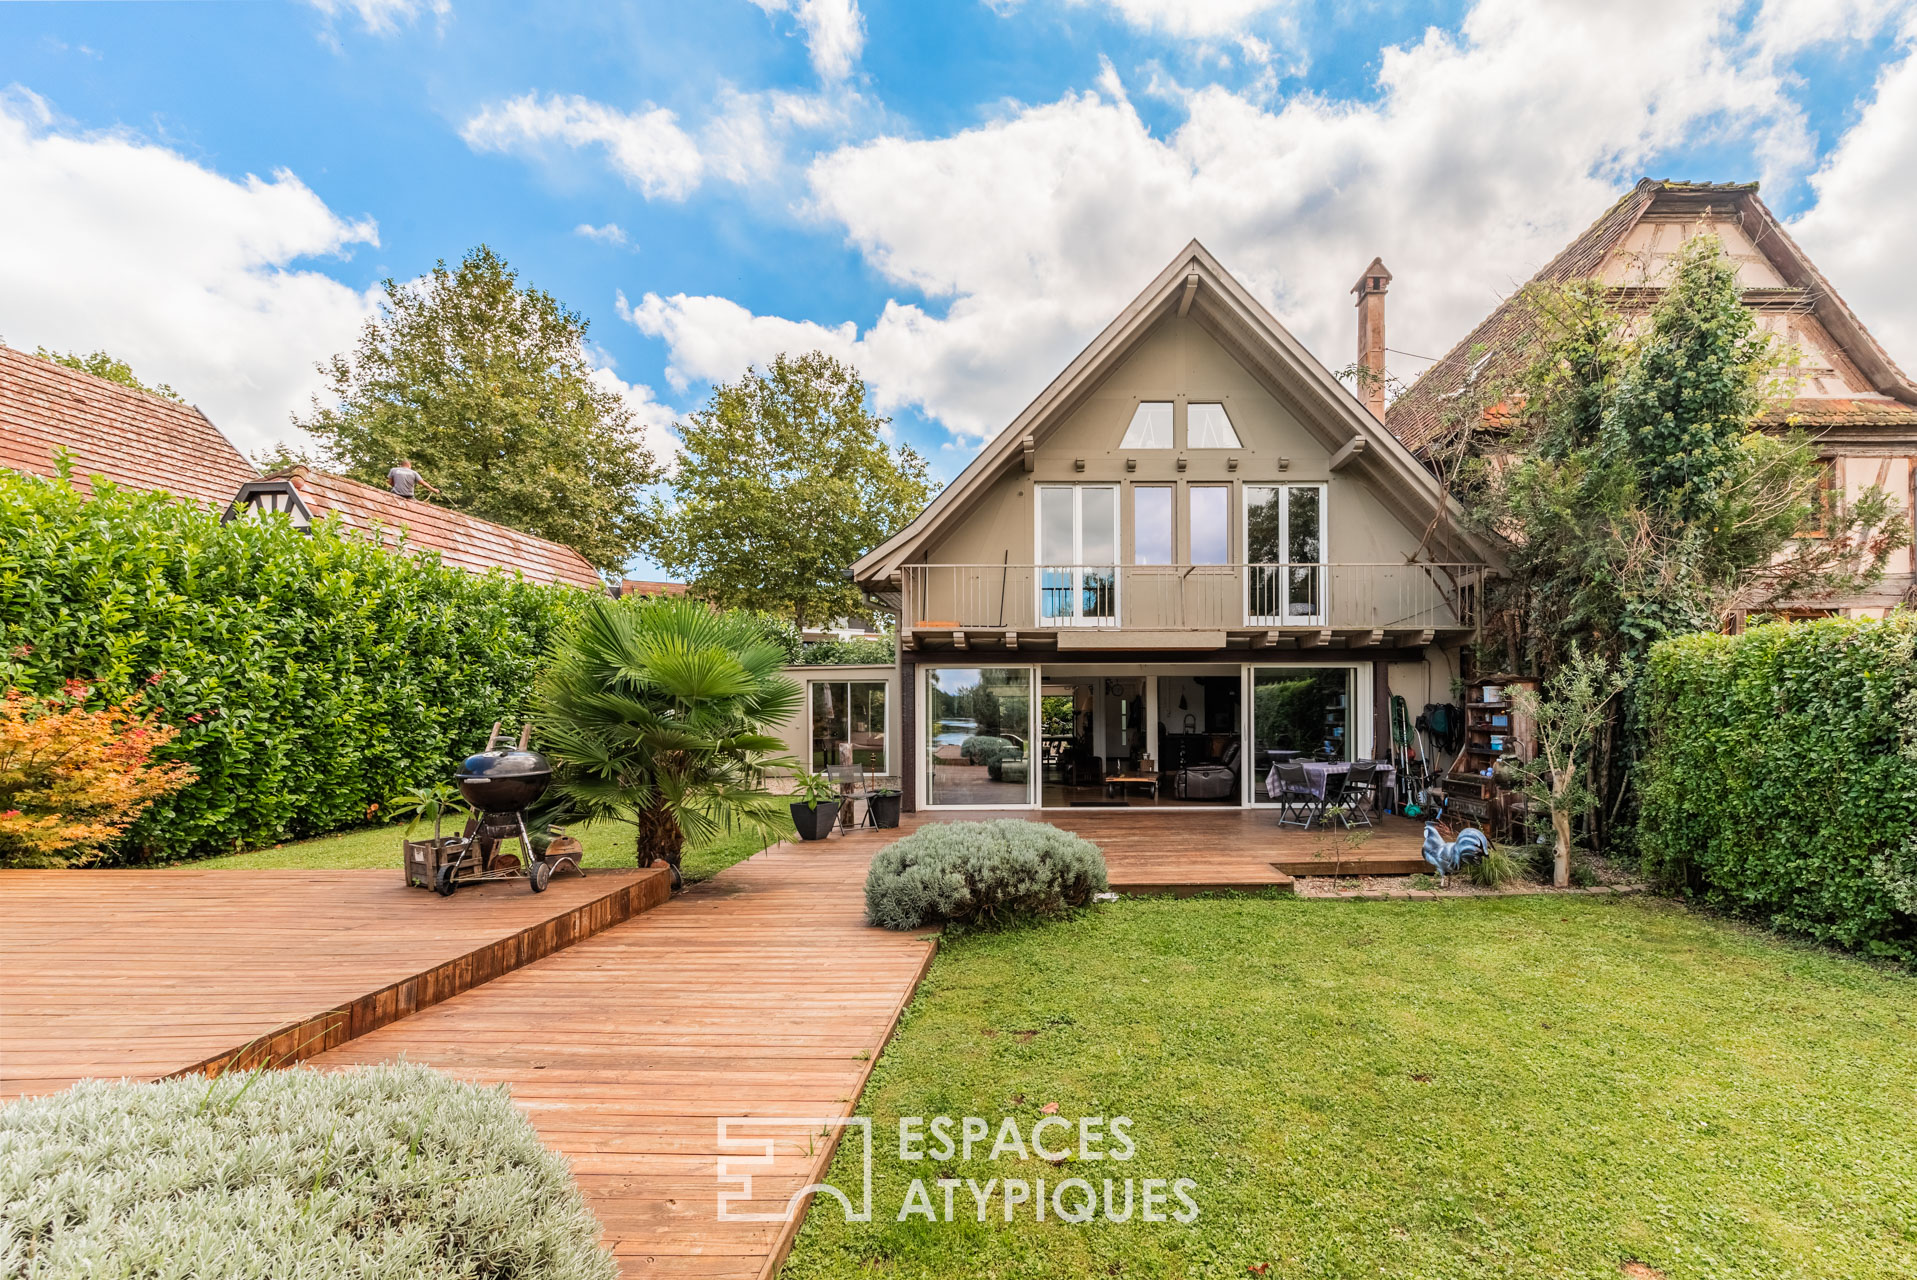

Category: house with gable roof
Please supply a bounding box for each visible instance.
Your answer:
[838,241,1497,815]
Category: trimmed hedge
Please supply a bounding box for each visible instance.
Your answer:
[0,468,583,861]
[1638,614,1917,959]
[864,819,1108,930]
[0,1064,615,1279]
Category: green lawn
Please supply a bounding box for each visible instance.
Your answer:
[784,894,1917,1280]
[178,815,793,884]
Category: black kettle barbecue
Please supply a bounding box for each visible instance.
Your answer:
[429,722,577,896]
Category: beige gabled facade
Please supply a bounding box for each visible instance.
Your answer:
[849,242,1493,814]
[1387,179,1917,618]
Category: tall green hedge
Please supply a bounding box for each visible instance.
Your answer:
[0,467,585,861]
[1638,614,1917,959]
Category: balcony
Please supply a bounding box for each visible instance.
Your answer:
[899,562,1484,652]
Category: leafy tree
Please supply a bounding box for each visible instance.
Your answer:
[1508,647,1627,887]
[35,348,183,402]
[295,245,658,572]
[1447,236,1908,849]
[534,595,800,887]
[648,352,934,630]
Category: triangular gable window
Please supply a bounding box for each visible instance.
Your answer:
[1188,402,1241,448]
[1119,401,1172,448]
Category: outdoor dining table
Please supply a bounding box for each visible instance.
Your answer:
[1264,759,1397,811]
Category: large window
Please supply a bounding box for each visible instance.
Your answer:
[1119,401,1173,448]
[1038,485,1118,625]
[1190,485,1230,565]
[926,668,1034,806]
[1245,484,1324,624]
[810,680,887,773]
[1133,485,1173,565]
[1188,403,1242,448]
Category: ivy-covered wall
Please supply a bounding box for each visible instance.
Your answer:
[1638,614,1917,959]
[0,468,584,861]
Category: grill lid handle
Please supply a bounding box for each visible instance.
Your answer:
[485,721,502,751]
[517,723,533,751]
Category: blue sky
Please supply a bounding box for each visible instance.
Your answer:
[3,0,1915,578]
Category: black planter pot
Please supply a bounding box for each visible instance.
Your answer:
[791,800,840,841]
[868,792,902,828]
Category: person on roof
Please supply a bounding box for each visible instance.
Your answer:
[387,459,441,501]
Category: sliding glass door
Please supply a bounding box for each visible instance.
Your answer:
[1245,484,1325,625]
[925,667,1036,807]
[1037,485,1118,626]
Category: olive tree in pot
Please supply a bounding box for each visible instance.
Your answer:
[534,596,800,889]
[789,770,841,841]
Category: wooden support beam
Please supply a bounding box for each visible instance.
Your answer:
[902,631,918,651]
[953,630,969,650]
[1251,630,1278,649]
[1413,628,1434,647]
[1021,435,1036,473]
[1303,628,1332,648]
[1005,631,1019,650]
[1177,273,1199,317]
[1353,628,1383,647]
[1328,436,1368,472]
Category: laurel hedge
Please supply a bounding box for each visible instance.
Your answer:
[1637,613,1917,959]
[0,467,585,862]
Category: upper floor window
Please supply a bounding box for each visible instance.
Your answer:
[1188,402,1241,448]
[1120,401,1173,448]
[1134,485,1173,565]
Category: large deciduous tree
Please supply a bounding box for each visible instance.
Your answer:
[295,245,658,573]
[648,352,934,630]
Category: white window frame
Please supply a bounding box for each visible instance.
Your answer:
[918,665,1038,809]
[1240,661,1374,805]
[1119,401,1174,449]
[1035,484,1120,628]
[1243,482,1328,627]
[1187,402,1242,449]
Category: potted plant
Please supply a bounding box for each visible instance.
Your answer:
[789,770,841,841]
[867,785,902,829]
[389,782,472,889]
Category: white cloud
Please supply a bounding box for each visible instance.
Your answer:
[461,93,705,200]
[0,90,379,454]
[627,0,1913,444]
[305,0,450,36]
[586,357,682,466]
[574,221,631,247]
[1789,21,1917,369]
[748,0,867,81]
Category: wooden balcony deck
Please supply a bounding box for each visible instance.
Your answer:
[832,807,1430,893]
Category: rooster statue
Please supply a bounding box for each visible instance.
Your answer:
[1421,822,1488,879]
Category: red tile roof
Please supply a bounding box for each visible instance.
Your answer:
[0,343,258,506]
[242,466,605,591]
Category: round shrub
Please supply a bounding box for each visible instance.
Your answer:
[0,1063,614,1279]
[864,819,1108,931]
[958,735,1016,768]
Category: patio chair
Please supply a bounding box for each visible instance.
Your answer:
[1316,769,1350,829]
[1341,760,1379,828]
[1274,761,1315,828]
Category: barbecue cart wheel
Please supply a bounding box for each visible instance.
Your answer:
[435,864,458,897]
[529,861,552,893]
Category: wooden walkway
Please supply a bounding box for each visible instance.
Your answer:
[830,808,1430,893]
[312,838,937,1279]
[0,866,667,1100]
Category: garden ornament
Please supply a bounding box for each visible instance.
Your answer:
[1422,822,1488,878]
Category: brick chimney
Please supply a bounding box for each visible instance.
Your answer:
[1351,257,1392,420]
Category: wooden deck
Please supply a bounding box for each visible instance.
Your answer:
[312,837,937,1279]
[831,807,1430,893]
[0,866,669,1100]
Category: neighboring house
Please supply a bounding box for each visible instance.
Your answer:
[618,579,689,599]
[0,343,257,506]
[769,662,899,780]
[225,465,604,590]
[1386,178,1917,618]
[849,241,1498,814]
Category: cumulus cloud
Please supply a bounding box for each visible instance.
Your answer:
[574,221,631,247]
[626,0,1910,444]
[1790,19,1917,368]
[305,0,449,36]
[586,356,682,466]
[461,93,704,200]
[748,0,867,81]
[0,90,379,454]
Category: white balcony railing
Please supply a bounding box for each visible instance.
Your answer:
[902,563,1481,633]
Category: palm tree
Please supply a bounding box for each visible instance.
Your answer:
[535,595,800,887]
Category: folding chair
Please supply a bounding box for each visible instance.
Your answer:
[1274,761,1316,828]
[1341,760,1380,828]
